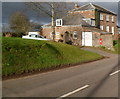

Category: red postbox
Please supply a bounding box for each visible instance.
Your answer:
[99,38,102,45]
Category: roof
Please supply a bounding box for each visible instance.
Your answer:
[72,3,117,15]
[44,13,91,27]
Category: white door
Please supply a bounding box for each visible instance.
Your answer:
[82,32,92,46]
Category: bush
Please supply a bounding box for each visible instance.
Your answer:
[66,40,73,45]
[113,40,118,46]
[99,45,106,49]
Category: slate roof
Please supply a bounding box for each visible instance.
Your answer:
[44,13,91,27]
[72,3,117,15]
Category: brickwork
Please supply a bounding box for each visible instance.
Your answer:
[71,10,95,19]
[100,12,117,34]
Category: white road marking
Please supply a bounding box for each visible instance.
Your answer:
[56,85,89,99]
[110,70,120,76]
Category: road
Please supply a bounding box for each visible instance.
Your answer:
[2,48,119,98]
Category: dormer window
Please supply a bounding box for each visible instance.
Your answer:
[106,15,109,21]
[56,19,63,26]
[100,13,103,20]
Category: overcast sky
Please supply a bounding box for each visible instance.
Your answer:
[2,2,119,27]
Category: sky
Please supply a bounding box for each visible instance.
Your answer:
[2,2,119,30]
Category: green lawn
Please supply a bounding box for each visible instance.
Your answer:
[2,37,103,77]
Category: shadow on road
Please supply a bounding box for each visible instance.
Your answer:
[86,59,119,97]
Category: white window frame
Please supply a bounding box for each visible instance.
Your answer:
[83,18,91,25]
[91,20,95,26]
[111,16,114,22]
[73,31,78,39]
[55,32,60,39]
[106,26,109,32]
[106,15,109,21]
[112,27,114,35]
[100,13,103,20]
[100,25,104,30]
[56,19,63,26]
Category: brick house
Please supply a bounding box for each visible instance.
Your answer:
[42,3,117,50]
[71,3,117,38]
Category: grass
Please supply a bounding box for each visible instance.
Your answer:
[113,39,120,54]
[2,37,103,77]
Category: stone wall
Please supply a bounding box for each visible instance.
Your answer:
[42,26,113,49]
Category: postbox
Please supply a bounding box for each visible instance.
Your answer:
[99,38,102,45]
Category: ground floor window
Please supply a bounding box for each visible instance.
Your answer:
[73,31,78,39]
[112,27,114,35]
[100,25,104,30]
[106,26,109,32]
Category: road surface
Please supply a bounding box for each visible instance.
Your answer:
[2,48,119,98]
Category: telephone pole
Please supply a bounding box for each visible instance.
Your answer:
[51,3,55,41]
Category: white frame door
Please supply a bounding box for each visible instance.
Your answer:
[82,32,92,46]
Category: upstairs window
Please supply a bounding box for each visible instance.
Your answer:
[91,20,95,26]
[73,31,78,39]
[106,26,109,32]
[100,13,103,20]
[83,18,91,25]
[56,19,63,26]
[111,16,114,22]
[106,15,109,21]
[100,25,104,30]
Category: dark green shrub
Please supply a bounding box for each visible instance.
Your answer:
[66,40,73,45]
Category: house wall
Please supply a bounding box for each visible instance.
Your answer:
[72,10,95,19]
[92,32,113,50]
[42,26,113,49]
[72,10,117,39]
[42,26,83,45]
[99,12,117,35]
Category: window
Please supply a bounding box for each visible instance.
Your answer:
[30,34,37,38]
[55,32,60,39]
[56,19,63,26]
[106,15,109,21]
[73,31,77,39]
[112,27,114,35]
[91,20,95,26]
[100,25,104,30]
[106,26,109,32]
[100,13,103,20]
[111,16,114,22]
[50,32,53,39]
[83,18,91,25]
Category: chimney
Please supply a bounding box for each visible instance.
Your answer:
[74,3,80,9]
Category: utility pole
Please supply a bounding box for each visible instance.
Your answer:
[51,3,55,41]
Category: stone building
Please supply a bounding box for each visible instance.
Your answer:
[42,3,117,50]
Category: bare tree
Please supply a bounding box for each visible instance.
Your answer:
[25,2,74,41]
[9,11,31,37]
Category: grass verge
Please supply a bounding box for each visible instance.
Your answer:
[2,37,103,78]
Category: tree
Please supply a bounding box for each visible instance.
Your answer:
[9,12,31,37]
[25,2,74,41]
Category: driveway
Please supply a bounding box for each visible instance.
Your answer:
[2,48,119,98]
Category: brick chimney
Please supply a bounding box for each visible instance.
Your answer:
[74,4,80,9]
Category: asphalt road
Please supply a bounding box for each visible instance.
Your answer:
[2,48,119,98]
